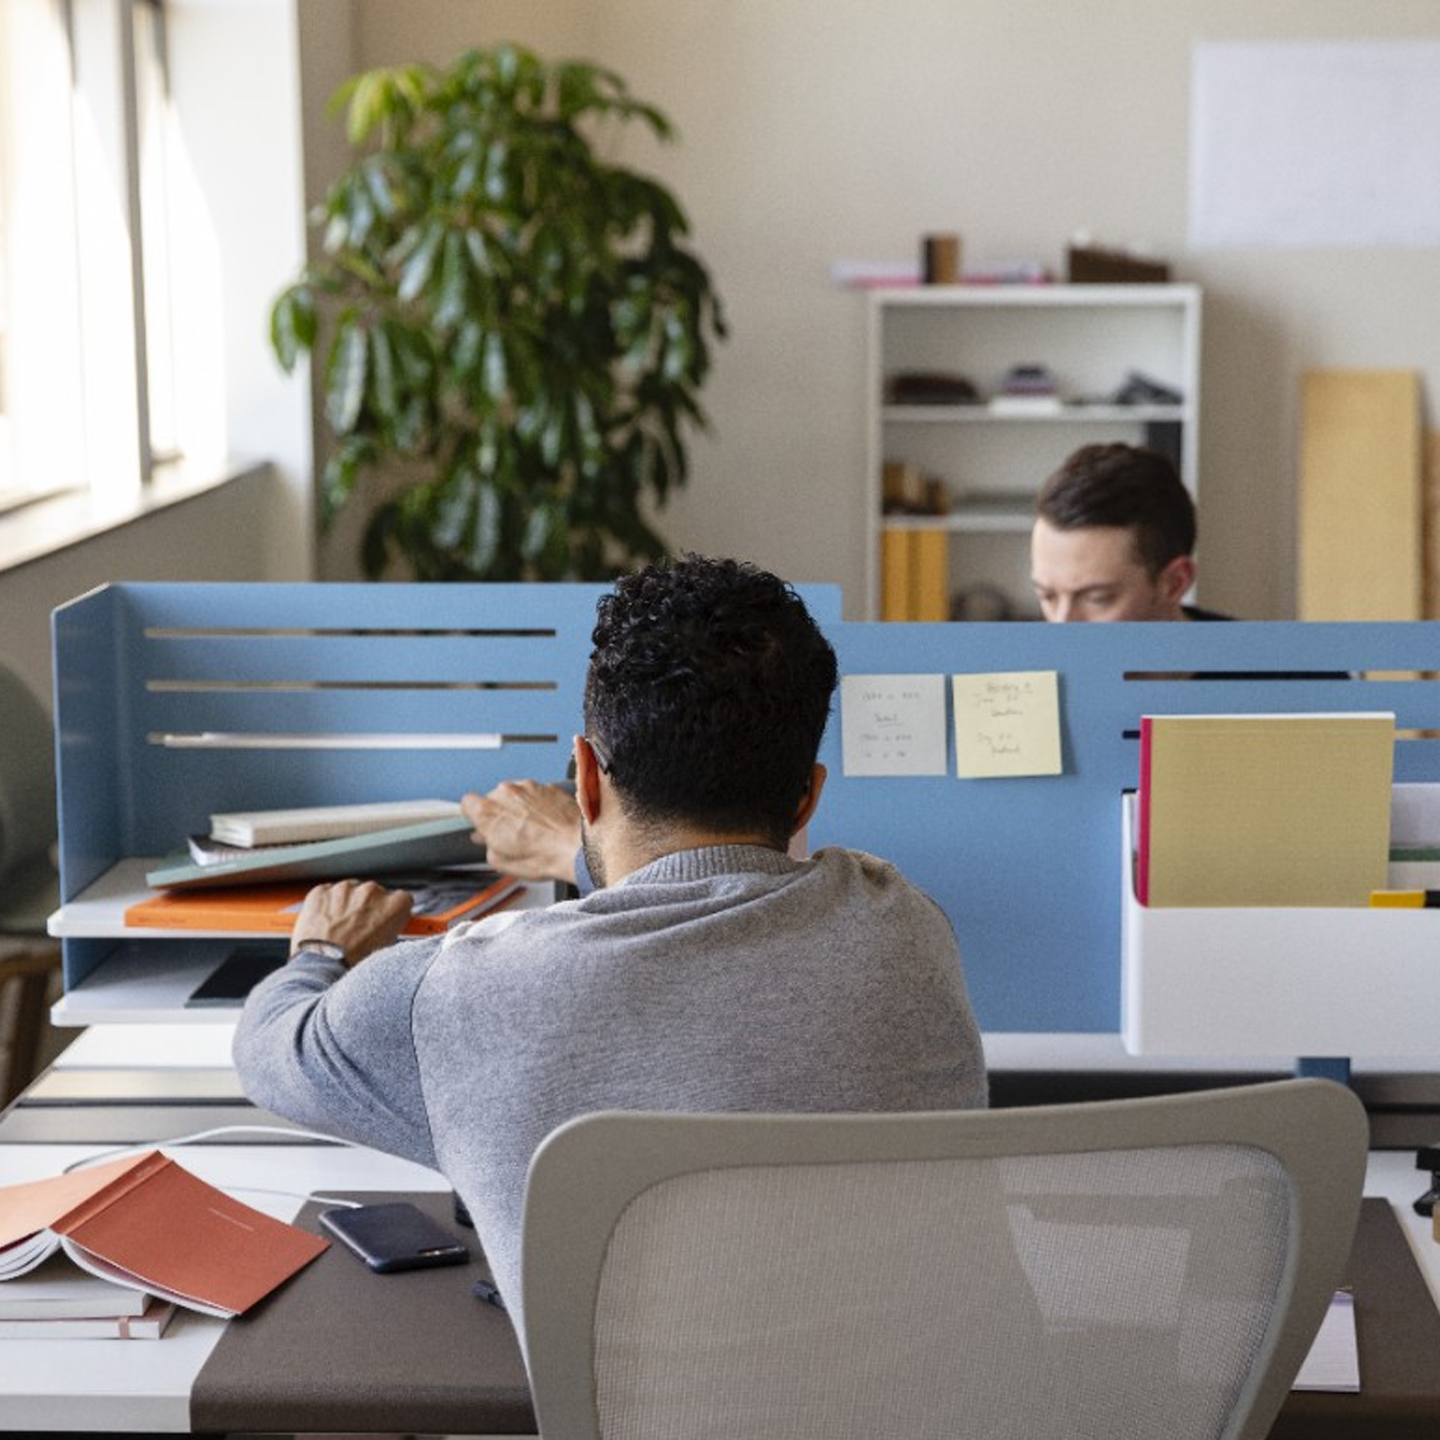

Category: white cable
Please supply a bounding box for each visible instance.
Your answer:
[60,1123,355,1174]
[57,1126,432,1211]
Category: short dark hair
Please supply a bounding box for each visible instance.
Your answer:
[583,555,838,845]
[1036,443,1195,577]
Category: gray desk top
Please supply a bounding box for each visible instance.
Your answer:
[191,1190,533,1435]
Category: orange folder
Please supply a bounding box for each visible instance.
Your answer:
[125,872,521,934]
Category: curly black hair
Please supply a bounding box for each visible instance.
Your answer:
[583,555,838,846]
[1036,443,1195,577]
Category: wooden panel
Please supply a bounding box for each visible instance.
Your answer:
[1299,370,1422,619]
[1426,430,1440,620]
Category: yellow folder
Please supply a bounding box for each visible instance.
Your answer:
[881,527,949,621]
[1138,712,1395,907]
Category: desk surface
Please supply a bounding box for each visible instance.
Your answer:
[3,1033,1440,1435]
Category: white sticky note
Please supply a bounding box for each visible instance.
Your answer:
[952,671,1062,779]
[840,674,947,777]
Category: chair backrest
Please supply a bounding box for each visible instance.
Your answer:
[521,1080,1367,1440]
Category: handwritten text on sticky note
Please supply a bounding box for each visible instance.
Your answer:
[841,674,947,776]
[952,671,1062,778]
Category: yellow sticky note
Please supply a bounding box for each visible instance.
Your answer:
[952,671,1062,778]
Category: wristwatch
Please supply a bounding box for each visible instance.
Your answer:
[291,938,347,963]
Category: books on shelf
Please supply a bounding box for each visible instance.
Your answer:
[0,1150,327,1319]
[146,813,483,891]
[209,798,463,847]
[881,526,949,622]
[1136,712,1395,908]
[126,870,522,935]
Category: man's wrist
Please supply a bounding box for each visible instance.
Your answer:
[291,938,347,964]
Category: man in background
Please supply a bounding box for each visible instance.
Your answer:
[481,445,1216,883]
[233,555,987,1349]
[1029,442,1227,622]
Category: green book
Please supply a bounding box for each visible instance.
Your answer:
[145,815,482,891]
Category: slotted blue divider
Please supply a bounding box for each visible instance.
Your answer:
[52,584,1440,1033]
[54,583,609,905]
[814,620,1440,1032]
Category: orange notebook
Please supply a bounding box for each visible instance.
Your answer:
[125,872,522,934]
[0,1150,327,1317]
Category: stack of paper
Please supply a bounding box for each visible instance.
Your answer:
[1137,712,1395,907]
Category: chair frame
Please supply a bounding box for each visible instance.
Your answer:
[0,946,62,1106]
[522,1079,1367,1440]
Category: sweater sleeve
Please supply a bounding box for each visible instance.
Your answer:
[231,940,442,1171]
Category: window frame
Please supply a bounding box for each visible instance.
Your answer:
[0,0,181,516]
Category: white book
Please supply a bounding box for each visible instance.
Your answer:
[0,1296,175,1340]
[0,1253,150,1319]
[988,394,1064,415]
[209,798,462,847]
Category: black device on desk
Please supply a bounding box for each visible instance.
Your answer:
[185,941,288,1006]
[320,1201,470,1272]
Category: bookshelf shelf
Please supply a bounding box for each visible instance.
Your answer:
[881,403,1188,425]
[866,284,1202,620]
[883,502,1035,535]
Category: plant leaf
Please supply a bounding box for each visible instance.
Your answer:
[325,318,368,434]
[397,220,443,302]
[270,286,314,371]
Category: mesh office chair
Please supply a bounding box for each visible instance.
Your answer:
[0,663,63,1105]
[522,1079,1367,1440]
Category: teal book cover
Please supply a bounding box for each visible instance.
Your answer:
[145,815,482,891]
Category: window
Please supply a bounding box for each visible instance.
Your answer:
[0,0,181,515]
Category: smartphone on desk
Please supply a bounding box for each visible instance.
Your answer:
[319,1201,470,1273]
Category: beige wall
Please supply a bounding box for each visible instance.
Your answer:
[0,467,281,708]
[333,0,1440,619]
[0,0,311,707]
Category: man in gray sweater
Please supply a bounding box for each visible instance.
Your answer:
[233,555,987,1351]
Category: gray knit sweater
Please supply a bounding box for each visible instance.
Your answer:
[232,844,987,1350]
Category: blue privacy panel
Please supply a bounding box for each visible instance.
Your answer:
[50,585,1440,1031]
[51,581,844,903]
[811,620,1440,1033]
[52,583,608,904]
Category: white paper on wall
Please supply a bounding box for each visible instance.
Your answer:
[1189,39,1440,249]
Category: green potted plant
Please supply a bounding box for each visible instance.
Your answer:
[271,43,726,580]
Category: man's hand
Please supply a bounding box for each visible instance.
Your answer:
[290,879,413,967]
[461,780,581,884]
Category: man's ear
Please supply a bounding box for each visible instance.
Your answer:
[789,763,827,837]
[572,735,604,824]
[1158,554,1196,607]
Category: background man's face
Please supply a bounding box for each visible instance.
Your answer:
[1030,519,1187,622]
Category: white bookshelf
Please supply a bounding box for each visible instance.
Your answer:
[866,284,1202,619]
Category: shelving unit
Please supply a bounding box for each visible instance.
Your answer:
[45,581,846,1027]
[866,283,1202,620]
[43,582,614,1027]
[48,858,555,1024]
